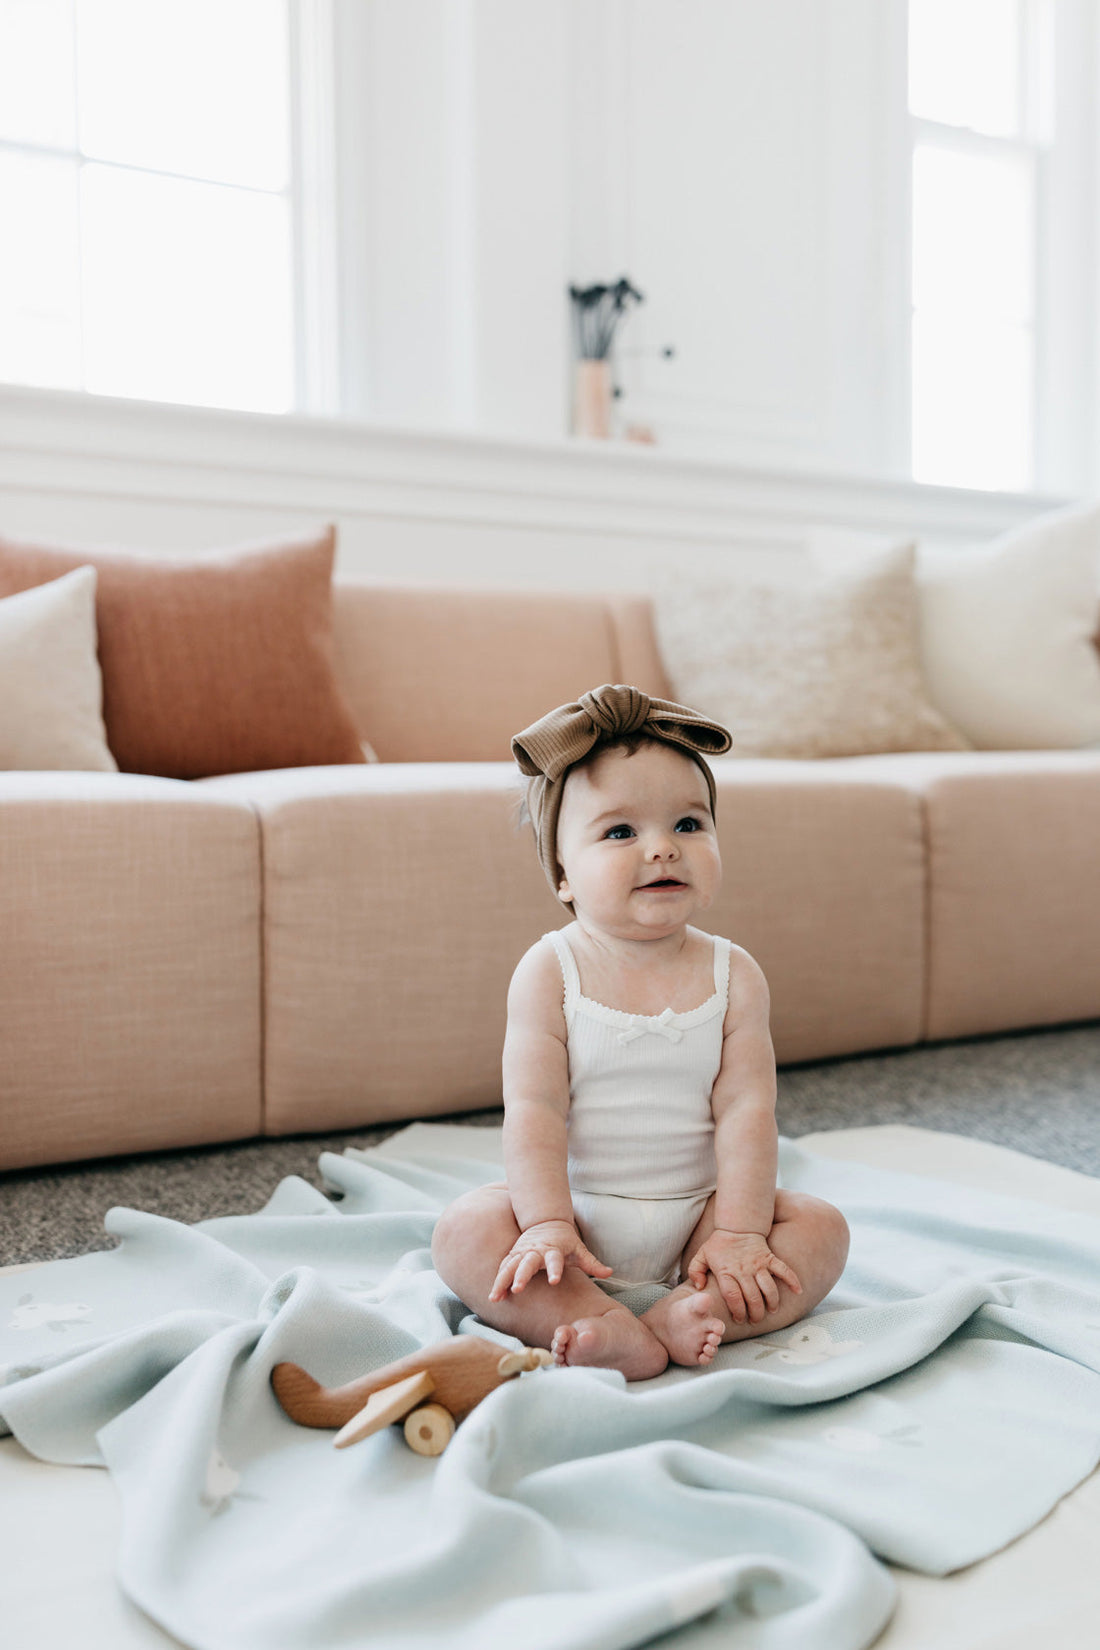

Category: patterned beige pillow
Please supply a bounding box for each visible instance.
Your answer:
[654,544,970,758]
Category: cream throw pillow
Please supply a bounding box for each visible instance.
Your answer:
[0,566,117,771]
[654,544,970,758]
[811,502,1100,749]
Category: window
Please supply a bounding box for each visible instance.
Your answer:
[0,0,316,416]
[907,0,1051,491]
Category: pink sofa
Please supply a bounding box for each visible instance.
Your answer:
[3,580,1099,1171]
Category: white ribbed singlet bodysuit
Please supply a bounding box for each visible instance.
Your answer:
[543,926,731,1201]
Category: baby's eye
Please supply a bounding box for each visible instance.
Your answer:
[604,824,635,840]
[675,817,702,833]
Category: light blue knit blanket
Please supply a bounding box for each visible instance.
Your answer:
[2,1129,1100,1650]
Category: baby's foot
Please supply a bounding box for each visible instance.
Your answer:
[552,1308,669,1381]
[641,1287,725,1367]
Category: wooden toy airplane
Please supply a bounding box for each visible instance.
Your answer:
[271,1337,552,1456]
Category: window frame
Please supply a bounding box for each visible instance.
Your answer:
[893,0,1096,496]
[909,115,1041,492]
[0,0,341,420]
[289,0,341,418]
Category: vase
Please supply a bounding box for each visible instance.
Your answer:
[572,359,613,439]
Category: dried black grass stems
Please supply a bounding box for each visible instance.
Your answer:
[569,277,644,360]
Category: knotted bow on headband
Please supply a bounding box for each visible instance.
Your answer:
[511,684,732,894]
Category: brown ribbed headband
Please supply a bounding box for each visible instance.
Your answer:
[511,683,732,893]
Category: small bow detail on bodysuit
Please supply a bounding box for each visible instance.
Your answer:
[616,1008,684,1046]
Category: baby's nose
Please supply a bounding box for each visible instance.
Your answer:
[646,831,679,859]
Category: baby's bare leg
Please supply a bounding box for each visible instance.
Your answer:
[431,1185,669,1381]
[644,1189,850,1351]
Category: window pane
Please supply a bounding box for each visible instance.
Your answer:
[76,0,290,190]
[913,143,1034,324]
[909,0,1022,137]
[0,0,77,149]
[81,165,294,413]
[912,310,1033,491]
[0,150,81,389]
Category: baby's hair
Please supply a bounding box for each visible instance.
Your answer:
[570,730,657,767]
[516,731,661,832]
[512,773,534,835]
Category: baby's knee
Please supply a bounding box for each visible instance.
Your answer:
[774,1191,850,1288]
[801,1195,849,1270]
[818,1200,850,1277]
[430,1199,461,1267]
[431,1185,516,1270]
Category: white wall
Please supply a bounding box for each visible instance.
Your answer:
[335,0,904,474]
[574,0,841,468]
[334,0,571,441]
[0,383,1057,594]
[331,0,1097,490]
[0,0,1081,583]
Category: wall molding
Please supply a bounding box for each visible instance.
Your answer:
[0,383,1065,560]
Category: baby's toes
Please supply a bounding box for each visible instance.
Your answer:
[551,1325,575,1367]
[698,1325,723,1363]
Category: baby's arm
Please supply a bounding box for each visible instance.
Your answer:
[489,944,612,1302]
[686,947,802,1321]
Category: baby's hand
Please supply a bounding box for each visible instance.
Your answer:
[489,1220,613,1301]
[687,1229,802,1324]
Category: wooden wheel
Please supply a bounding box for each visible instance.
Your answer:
[403,1403,456,1456]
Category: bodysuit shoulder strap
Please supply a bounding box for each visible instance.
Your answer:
[712,934,732,1004]
[542,927,581,1016]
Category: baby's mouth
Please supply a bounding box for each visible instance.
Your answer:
[639,878,686,889]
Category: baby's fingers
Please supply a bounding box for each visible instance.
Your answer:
[489,1254,521,1302]
[512,1247,559,1293]
[714,1272,751,1323]
[574,1244,613,1280]
[686,1249,710,1291]
[755,1268,781,1314]
[769,1254,803,1295]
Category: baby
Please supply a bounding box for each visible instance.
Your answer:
[431,685,849,1380]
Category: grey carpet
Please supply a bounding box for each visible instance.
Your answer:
[2,1021,1098,1269]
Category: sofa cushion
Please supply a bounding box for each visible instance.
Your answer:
[605,593,674,699]
[863,751,1100,1040]
[0,566,117,772]
[0,772,262,1170]
[706,757,926,1061]
[0,527,365,779]
[204,763,542,1130]
[331,584,653,761]
[653,544,970,758]
[811,502,1100,749]
[203,758,925,1133]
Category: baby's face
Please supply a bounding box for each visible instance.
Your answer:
[555,742,722,939]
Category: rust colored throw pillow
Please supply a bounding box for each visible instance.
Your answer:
[0,527,366,779]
